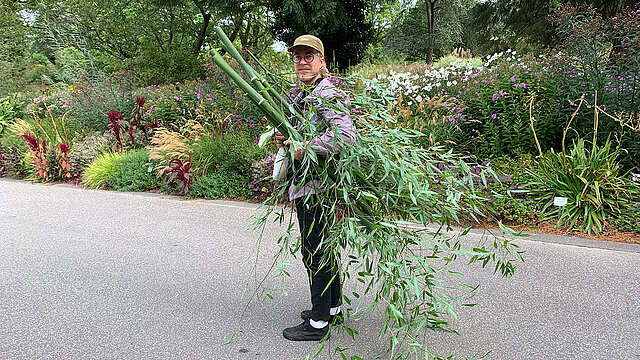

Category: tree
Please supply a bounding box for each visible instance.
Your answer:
[384,0,472,63]
[468,0,640,54]
[269,0,374,71]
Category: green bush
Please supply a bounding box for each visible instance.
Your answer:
[189,171,250,200]
[611,203,640,233]
[68,76,135,131]
[106,148,159,192]
[82,151,124,189]
[549,5,640,170]
[120,46,205,87]
[190,132,264,177]
[526,138,640,234]
[0,95,25,135]
[455,55,563,158]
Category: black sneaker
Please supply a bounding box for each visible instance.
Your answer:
[300,310,343,324]
[282,321,329,341]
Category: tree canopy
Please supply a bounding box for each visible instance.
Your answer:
[269,0,374,71]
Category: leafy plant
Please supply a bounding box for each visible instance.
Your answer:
[248,152,277,200]
[68,74,135,131]
[190,132,263,176]
[106,148,159,192]
[0,95,23,135]
[68,130,116,180]
[549,4,640,169]
[527,138,640,234]
[55,142,73,181]
[611,202,640,233]
[189,171,250,199]
[163,157,193,194]
[0,145,29,178]
[82,151,124,189]
[21,133,49,181]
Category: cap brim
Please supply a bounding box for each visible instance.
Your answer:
[288,44,323,56]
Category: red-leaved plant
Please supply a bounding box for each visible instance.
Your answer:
[131,96,146,128]
[56,142,73,181]
[144,114,162,130]
[164,156,193,194]
[22,134,49,181]
[107,110,124,151]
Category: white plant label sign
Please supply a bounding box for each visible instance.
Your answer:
[553,197,568,207]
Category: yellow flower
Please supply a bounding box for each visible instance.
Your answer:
[68,86,74,92]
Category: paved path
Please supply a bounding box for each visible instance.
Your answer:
[1,178,639,360]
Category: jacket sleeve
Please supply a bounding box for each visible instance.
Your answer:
[307,87,356,156]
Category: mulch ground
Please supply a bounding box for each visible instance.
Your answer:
[465,219,640,245]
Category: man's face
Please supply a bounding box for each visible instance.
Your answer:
[292,46,324,85]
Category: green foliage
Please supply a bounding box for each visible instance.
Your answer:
[270,0,374,71]
[82,151,124,189]
[611,202,640,233]
[190,132,264,177]
[122,47,206,86]
[68,75,135,131]
[189,171,250,199]
[106,148,159,192]
[0,96,24,135]
[455,54,562,158]
[549,4,640,169]
[433,55,483,70]
[384,0,474,61]
[135,80,243,132]
[386,94,463,149]
[526,138,640,234]
[24,93,81,147]
[49,46,88,86]
[490,186,542,225]
[0,144,30,178]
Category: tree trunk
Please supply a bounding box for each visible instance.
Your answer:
[426,0,437,65]
[193,12,211,55]
[193,4,211,55]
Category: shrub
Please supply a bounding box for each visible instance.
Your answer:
[68,74,136,131]
[0,144,29,178]
[549,4,640,169]
[189,171,250,200]
[611,202,640,233]
[190,132,263,177]
[68,130,116,181]
[119,47,205,87]
[363,51,563,157]
[490,187,542,226]
[454,54,562,158]
[106,148,159,192]
[0,95,25,135]
[526,138,640,234]
[82,151,124,189]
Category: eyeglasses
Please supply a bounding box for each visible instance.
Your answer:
[292,53,318,64]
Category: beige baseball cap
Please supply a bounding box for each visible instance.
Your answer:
[288,35,324,57]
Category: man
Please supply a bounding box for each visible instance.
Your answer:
[275,35,356,341]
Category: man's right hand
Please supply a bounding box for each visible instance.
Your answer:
[275,131,286,148]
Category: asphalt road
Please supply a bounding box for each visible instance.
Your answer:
[1,178,639,360]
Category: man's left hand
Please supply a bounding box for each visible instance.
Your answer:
[284,140,308,160]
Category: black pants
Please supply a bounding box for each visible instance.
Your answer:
[296,198,341,322]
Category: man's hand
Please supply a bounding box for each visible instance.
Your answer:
[275,131,286,148]
[284,139,308,160]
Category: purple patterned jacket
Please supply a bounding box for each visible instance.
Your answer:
[288,78,356,200]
